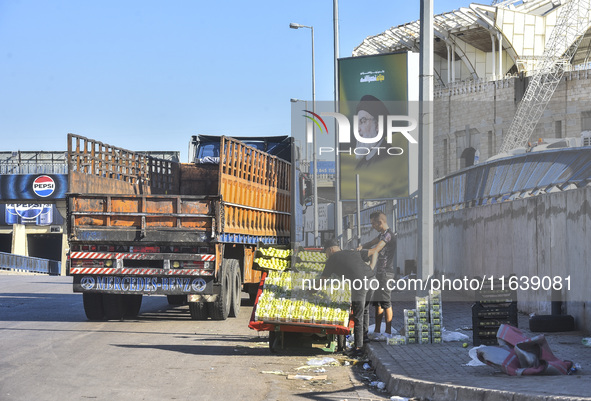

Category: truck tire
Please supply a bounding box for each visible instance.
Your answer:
[167,295,186,306]
[83,292,105,321]
[103,294,125,320]
[229,262,242,318]
[207,259,235,320]
[124,294,143,318]
[189,301,209,320]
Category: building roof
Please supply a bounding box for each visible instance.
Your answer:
[353,0,591,81]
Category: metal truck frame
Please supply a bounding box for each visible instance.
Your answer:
[67,134,291,321]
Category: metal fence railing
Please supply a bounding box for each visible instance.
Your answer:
[0,151,68,174]
[0,163,68,175]
[0,252,60,275]
[397,147,591,220]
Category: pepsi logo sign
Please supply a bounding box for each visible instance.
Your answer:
[33,176,55,197]
[15,204,44,220]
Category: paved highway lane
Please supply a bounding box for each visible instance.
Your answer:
[0,274,390,401]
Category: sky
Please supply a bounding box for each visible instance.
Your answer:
[0,0,471,162]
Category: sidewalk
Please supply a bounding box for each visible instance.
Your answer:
[366,299,591,401]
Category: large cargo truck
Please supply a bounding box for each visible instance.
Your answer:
[67,133,292,321]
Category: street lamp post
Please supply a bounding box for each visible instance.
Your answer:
[419,0,434,290]
[333,0,343,247]
[290,22,319,247]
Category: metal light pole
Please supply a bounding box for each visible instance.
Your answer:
[290,22,319,247]
[418,0,434,289]
[333,0,343,247]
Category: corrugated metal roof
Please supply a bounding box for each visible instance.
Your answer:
[352,0,591,83]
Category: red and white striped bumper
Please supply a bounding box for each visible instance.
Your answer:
[69,252,216,276]
[69,267,214,276]
[69,252,215,261]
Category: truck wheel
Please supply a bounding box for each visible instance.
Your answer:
[229,262,242,318]
[103,294,125,320]
[189,302,209,320]
[207,259,234,320]
[83,293,105,321]
[124,294,143,318]
[167,295,186,306]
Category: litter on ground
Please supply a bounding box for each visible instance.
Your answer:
[367,323,399,342]
[442,329,470,342]
[287,374,327,381]
[369,381,386,390]
[306,357,339,366]
[464,345,487,367]
[477,324,575,375]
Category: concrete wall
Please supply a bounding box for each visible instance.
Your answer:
[396,186,591,334]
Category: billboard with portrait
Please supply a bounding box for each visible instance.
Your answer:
[338,51,419,200]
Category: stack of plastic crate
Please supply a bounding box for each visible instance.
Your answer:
[430,291,443,344]
[416,296,431,344]
[403,309,418,344]
[472,281,517,346]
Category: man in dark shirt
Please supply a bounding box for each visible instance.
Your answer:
[321,239,375,355]
[357,211,396,337]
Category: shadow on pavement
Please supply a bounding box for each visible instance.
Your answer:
[112,342,271,357]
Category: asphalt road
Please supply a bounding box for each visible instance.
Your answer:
[0,274,391,401]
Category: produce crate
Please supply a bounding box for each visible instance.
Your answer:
[471,302,518,346]
[292,248,326,274]
[472,302,518,319]
[253,242,293,272]
[248,270,352,353]
[476,288,518,304]
[474,337,499,346]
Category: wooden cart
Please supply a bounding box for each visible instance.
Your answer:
[248,271,352,353]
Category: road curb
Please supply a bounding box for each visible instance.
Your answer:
[366,344,590,401]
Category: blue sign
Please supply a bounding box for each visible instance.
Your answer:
[0,174,67,200]
[308,161,336,175]
[73,275,214,295]
[2,204,63,226]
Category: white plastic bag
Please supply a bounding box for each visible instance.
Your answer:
[465,345,487,367]
[370,381,386,390]
[306,357,338,366]
[442,329,469,342]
